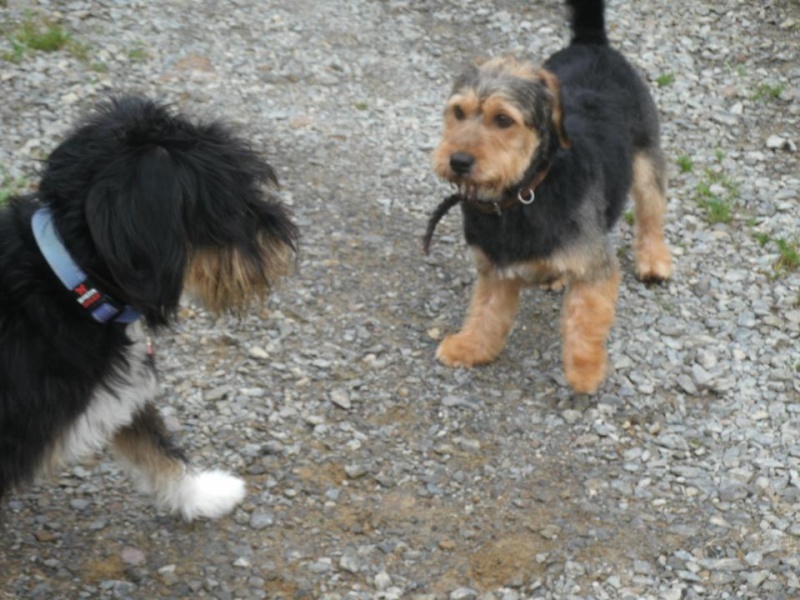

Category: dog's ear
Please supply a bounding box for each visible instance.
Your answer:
[536,69,571,149]
[85,147,187,326]
[168,121,298,315]
[452,62,481,95]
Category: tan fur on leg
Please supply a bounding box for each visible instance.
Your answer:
[632,153,672,281]
[561,270,620,394]
[437,272,522,367]
[113,403,245,520]
[112,403,186,492]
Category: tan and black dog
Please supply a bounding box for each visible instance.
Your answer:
[428,0,671,393]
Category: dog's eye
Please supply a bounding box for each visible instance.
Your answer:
[493,114,515,129]
[452,105,466,120]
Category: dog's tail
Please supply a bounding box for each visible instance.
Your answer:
[566,0,607,45]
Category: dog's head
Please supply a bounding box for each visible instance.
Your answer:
[39,96,298,327]
[432,57,569,200]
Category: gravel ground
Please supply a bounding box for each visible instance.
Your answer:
[1,0,799,598]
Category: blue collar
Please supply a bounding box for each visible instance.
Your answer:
[31,207,141,324]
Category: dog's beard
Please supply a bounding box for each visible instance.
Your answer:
[184,236,293,316]
[451,178,500,203]
[453,179,476,200]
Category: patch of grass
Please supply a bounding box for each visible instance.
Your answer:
[676,154,693,173]
[66,38,90,62]
[656,72,675,87]
[354,101,369,111]
[1,40,26,63]
[752,83,784,102]
[127,44,149,62]
[750,232,800,277]
[0,168,28,205]
[724,61,746,77]
[753,232,771,247]
[775,238,800,272]
[702,198,733,224]
[17,19,69,52]
[92,61,108,73]
[714,149,725,162]
[694,168,739,225]
[2,14,90,62]
[623,210,634,226]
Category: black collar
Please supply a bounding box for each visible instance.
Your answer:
[464,160,552,215]
[423,158,554,254]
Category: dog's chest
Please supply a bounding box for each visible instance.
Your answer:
[493,262,558,284]
[462,203,576,267]
[49,324,158,469]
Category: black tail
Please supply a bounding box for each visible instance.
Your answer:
[567,0,607,45]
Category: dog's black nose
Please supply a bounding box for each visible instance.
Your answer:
[450,152,475,175]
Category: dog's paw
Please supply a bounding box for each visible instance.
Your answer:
[436,333,498,367]
[171,469,246,520]
[563,354,607,395]
[635,242,672,282]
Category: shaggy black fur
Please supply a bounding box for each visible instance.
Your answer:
[458,0,662,268]
[0,97,297,500]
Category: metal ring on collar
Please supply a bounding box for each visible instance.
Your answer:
[518,188,535,204]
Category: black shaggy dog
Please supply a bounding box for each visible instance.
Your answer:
[429,0,672,393]
[0,97,297,519]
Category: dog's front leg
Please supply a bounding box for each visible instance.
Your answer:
[560,269,621,394]
[437,271,522,367]
[112,402,244,520]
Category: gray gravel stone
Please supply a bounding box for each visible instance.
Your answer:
[120,547,146,566]
[248,511,274,529]
[374,571,392,591]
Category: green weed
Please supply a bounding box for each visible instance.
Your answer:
[656,73,675,87]
[66,39,90,61]
[623,211,634,226]
[775,238,800,272]
[127,45,149,62]
[2,14,89,62]
[753,232,770,247]
[0,168,28,205]
[1,40,26,63]
[676,154,693,173]
[752,83,784,102]
[695,168,739,225]
[17,19,69,52]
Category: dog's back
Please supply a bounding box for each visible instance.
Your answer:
[549,0,662,155]
[543,0,664,228]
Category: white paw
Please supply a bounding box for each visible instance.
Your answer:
[168,469,246,520]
